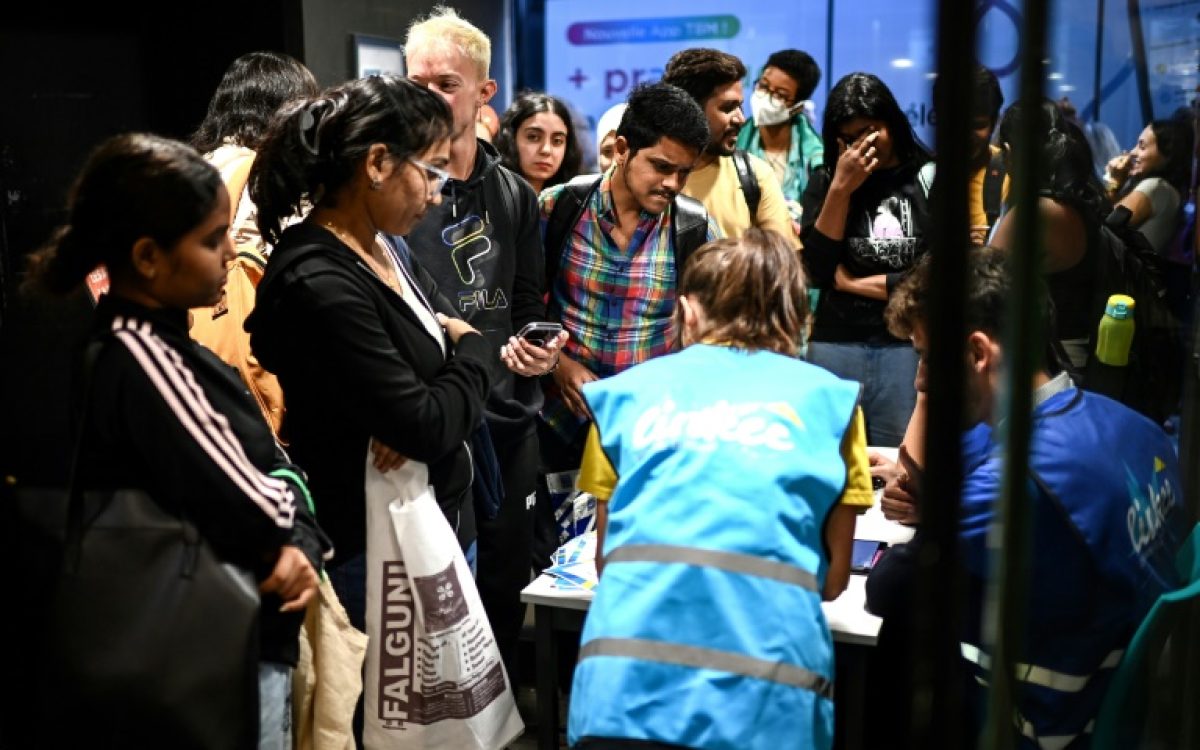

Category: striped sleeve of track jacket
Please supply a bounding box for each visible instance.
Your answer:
[108,315,296,537]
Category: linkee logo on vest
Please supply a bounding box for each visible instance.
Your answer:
[631,396,804,453]
[1125,457,1178,557]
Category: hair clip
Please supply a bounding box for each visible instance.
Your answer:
[298,103,322,157]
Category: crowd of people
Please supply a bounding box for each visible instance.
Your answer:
[1,4,1197,750]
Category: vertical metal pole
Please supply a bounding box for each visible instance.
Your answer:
[1092,0,1105,121]
[982,0,1049,746]
[825,0,835,100]
[1126,0,1154,125]
[908,0,973,744]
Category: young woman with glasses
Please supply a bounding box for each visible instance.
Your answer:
[246,75,493,635]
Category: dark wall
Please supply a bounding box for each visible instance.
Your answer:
[0,3,301,310]
[0,1,515,318]
[299,0,514,104]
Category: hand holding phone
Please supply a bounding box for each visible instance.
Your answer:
[517,321,564,347]
[503,322,567,378]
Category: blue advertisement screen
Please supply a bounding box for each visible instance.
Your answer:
[543,0,1198,167]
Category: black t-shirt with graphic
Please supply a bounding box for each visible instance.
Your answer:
[800,161,934,344]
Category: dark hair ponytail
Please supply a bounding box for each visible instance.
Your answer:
[29,133,222,294]
[250,75,454,245]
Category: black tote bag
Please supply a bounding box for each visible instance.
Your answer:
[19,340,261,749]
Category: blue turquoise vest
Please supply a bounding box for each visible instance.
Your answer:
[568,344,861,750]
[959,388,1186,749]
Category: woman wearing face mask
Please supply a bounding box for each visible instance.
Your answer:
[495,91,582,195]
[245,76,493,632]
[736,49,825,232]
[799,72,934,449]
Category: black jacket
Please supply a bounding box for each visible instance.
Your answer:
[81,295,328,665]
[247,223,493,561]
[405,139,546,440]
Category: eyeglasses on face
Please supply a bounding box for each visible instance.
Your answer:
[407,157,451,193]
[755,81,795,108]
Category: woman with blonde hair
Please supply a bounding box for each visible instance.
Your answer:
[568,228,873,750]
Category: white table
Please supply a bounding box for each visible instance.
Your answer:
[522,454,915,749]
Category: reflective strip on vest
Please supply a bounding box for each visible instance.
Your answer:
[960,642,1124,693]
[605,543,819,592]
[1018,717,1095,750]
[580,637,834,699]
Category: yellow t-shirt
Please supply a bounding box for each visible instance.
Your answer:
[579,405,874,510]
[681,153,800,247]
[967,145,1010,242]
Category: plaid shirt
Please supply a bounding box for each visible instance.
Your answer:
[538,169,721,443]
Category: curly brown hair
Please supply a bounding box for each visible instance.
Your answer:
[676,228,810,355]
[885,245,1015,340]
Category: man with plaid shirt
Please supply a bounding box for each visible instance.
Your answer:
[538,82,720,471]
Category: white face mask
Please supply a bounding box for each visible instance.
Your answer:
[751,89,799,127]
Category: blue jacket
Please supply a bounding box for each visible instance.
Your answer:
[569,345,861,750]
[959,385,1186,749]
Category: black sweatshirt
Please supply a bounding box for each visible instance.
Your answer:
[405,139,546,441]
[81,295,328,665]
[247,223,494,561]
[800,161,933,344]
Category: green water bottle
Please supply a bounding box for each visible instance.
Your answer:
[1095,294,1135,366]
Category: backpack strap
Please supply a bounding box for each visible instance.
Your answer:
[495,164,521,230]
[670,193,710,281]
[982,149,1007,227]
[544,174,602,293]
[732,149,761,219]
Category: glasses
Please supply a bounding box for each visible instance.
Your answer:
[408,157,451,194]
[755,81,795,108]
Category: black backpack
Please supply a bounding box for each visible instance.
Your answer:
[1080,206,1185,424]
[542,174,710,295]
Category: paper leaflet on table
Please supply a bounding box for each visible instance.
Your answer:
[546,531,599,590]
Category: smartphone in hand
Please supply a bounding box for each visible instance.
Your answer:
[851,539,888,574]
[517,321,564,346]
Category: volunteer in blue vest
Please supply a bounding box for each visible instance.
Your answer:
[568,227,873,750]
[866,246,1188,749]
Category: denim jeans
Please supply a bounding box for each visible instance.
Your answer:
[258,662,292,750]
[806,341,919,447]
